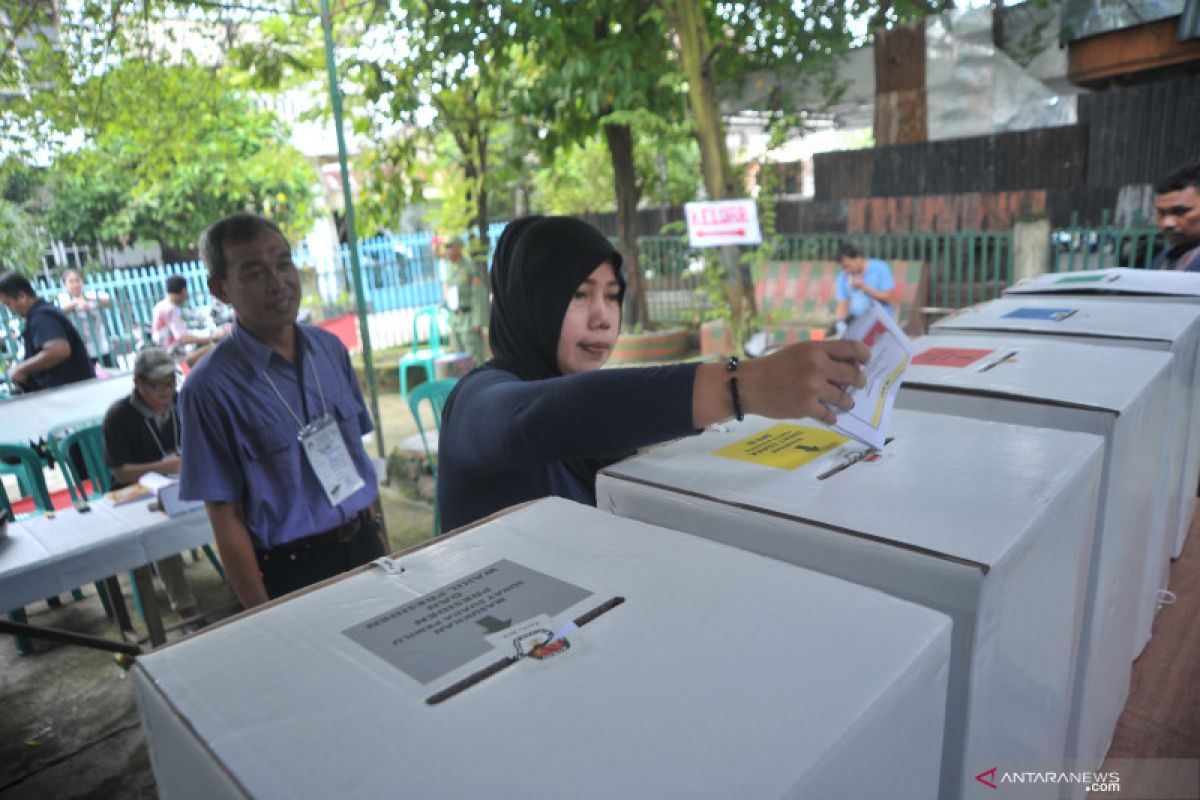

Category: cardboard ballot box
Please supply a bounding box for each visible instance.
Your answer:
[132,498,951,800]
[1005,267,1200,299]
[1004,269,1200,560]
[932,296,1200,561]
[897,335,1173,776]
[597,411,1104,800]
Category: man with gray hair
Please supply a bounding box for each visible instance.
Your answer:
[102,347,198,617]
[178,212,385,610]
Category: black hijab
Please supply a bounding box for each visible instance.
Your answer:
[482,215,627,494]
[487,216,625,380]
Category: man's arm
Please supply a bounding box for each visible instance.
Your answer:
[858,283,898,305]
[10,339,70,385]
[111,454,182,486]
[205,500,270,609]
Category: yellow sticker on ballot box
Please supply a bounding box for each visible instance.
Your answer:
[713,424,848,470]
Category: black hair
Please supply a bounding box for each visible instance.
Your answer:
[835,242,862,261]
[199,212,287,279]
[486,216,625,382]
[1154,164,1200,195]
[165,275,188,295]
[0,271,36,299]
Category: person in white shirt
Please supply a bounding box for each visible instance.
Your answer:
[151,274,224,357]
[57,269,115,368]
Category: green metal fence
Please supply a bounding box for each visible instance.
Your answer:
[637,231,1014,323]
[1049,225,1162,273]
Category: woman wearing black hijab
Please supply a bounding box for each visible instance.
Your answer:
[437,216,869,532]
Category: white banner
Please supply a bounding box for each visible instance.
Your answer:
[685,199,762,248]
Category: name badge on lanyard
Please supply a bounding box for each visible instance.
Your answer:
[299,415,365,507]
[263,339,365,509]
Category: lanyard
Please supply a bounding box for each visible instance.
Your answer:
[262,346,329,434]
[143,411,179,459]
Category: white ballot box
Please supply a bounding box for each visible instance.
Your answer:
[932,296,1200,561]
[897,335,1173,778]
[132,498,951,800]
[1005,267,1200,299]
[597,411,1104,800]
[1005,270,1200,560]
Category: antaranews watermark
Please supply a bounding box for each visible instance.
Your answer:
[973,759,1198,798]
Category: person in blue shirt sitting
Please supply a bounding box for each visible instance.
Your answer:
[833,243,897,336]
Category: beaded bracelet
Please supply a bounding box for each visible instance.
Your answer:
[726,356,744,421]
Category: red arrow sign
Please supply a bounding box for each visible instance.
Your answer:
[695,228,746,238]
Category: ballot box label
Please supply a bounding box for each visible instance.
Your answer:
[1055,273,1112,284]
[713,423,847,470]
[1002,306,1077,321]
[343,560,592,684]
[912,347,994,368]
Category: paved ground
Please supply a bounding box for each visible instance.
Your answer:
[1,391,435,799]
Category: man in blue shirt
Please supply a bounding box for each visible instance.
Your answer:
[833,243,897,335]
[1151,163,1200,273]
[0,272,94,392]
[178,213,385,609]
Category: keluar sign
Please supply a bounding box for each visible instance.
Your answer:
[684,199,762,248]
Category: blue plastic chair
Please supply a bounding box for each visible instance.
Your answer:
[399,306,448,401]
[0,442,92,655]
[407,378,458,536]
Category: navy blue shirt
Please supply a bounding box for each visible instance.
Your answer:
[21,299,93,390]
[178,323,377,549]
[438,364,700,531]
[1151,242,1200,272]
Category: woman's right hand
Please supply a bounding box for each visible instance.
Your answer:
[692,341,870,428]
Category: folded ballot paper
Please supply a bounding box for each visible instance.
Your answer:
[138,471,204,517]
[831,304,915,449]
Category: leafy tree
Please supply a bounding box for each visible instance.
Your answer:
[0,198,45,277]
[35,58,316,249]
[506,0,691,327]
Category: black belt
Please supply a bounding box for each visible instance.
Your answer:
[259,510,372,557]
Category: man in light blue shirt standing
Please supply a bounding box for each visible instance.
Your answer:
[178,213,385,609]
[833,243,897,335]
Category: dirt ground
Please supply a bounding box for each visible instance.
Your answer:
[0,392,436,799]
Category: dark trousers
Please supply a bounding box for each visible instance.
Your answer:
[255,515,386,600]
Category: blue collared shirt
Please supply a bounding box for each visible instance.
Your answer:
[835,258,896,318]
[178,323,377,549]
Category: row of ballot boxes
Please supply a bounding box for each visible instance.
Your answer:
[131,268,1200,799]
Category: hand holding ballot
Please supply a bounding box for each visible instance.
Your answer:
[828,304,915,448]
[693,340,870,428]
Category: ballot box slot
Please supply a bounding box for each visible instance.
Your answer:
[976,350,1018,372]
[815,438,894,481]
[426,596,626,706]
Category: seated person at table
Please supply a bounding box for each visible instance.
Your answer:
[0,271,94,392]
[437,216,870,532]
[102,347,198,618]
[832,243,897,335]
[152,275,225,359]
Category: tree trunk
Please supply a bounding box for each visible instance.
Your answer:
[604,122,648,329]
[475,126,490,249]
[664,0,756,321]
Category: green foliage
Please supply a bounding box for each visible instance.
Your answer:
[38,60,316,250]
[0,159,45,205]
[0,199,45,276]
